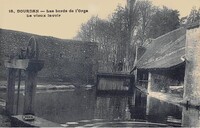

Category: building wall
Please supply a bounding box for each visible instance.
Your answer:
[0,29,98,84]
[183,22,200,105]
[182,107,200,127]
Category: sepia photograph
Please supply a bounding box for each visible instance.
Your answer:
[0,0,200,127]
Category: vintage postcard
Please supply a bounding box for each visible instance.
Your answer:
[0,0,200,127]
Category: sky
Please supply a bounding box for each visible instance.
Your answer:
[0,0,200,39]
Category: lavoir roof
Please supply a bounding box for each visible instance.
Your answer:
[136,27,186,69]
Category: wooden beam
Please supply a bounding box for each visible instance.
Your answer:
[23,71,37,115]
[4,59,29,69]
[97,72,133,78]
[6,68,17,115]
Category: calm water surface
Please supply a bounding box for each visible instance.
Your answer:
[1,88,200,127]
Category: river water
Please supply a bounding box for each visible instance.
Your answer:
[1,88,200,127]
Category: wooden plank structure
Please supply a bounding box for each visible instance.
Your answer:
[3,37,61,127]
[6,68,17,115]
[96,72,134,93]
[4,37,44,116]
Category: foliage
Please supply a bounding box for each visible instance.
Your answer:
[135,0,156,44]
[186,7,200,25]
[74,1,181,72]
[147,6,180,39]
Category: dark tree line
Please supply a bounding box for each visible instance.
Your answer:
[74,0,199,72]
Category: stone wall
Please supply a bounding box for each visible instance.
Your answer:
[181,107,200,127]
[0,29,98,84]
[183,22,200,105]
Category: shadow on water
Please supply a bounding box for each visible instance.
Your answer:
[95,90,182,126]
[1,87,200,126]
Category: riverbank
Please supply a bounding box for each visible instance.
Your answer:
[0,80,94,92]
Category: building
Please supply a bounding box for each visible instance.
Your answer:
[131,21,200,106]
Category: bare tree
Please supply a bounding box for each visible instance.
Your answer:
[74,1,181,72]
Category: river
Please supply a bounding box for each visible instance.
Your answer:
[0,87,200,127]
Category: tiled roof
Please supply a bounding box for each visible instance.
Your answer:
[136,27,186,69]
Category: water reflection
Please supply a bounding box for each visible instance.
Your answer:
[94,90,182,126]
[145,95,182,126]
[94,94,132,120]
[34,89,96,123]
[1,88,200,126]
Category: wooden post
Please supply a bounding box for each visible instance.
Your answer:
[16,69,21,114]
[23,70,37,115]
[130,88,136,106]
[96,75,99,91]
[147,72,152,94]
[23,60,44,115]
[146,95,150,116]
[6,68,17,115]
[129,76,135,93]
